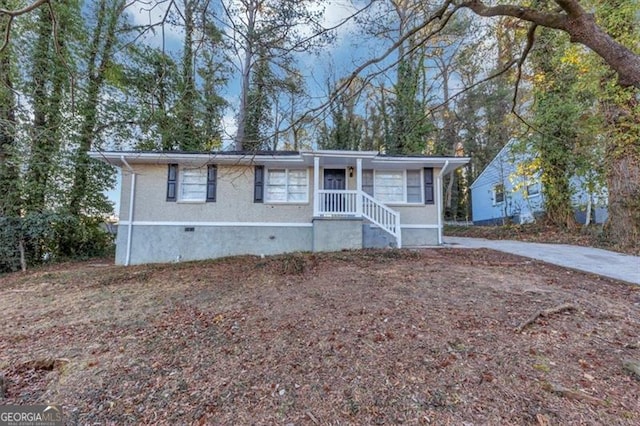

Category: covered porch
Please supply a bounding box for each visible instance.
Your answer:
[301,150,468,248]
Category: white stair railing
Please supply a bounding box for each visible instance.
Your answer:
[315,189,401,248]
[317,190,358,215]
[360,192,402,248]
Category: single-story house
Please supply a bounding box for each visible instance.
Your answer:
[90,150,470,265]
[470,140,608,225]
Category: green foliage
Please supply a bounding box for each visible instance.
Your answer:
[390,58,434,154]
[123,14,228,152]
[56,214,115,259]
[529,28,604,228]
[0,215,22,272]
[318,79,364,151]
[244,49,273,151]
[0,212,114,273]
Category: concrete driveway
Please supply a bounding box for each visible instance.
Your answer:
[444,236,640,285]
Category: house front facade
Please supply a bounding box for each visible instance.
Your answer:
[471,140,608,225]
[91,150,469,265]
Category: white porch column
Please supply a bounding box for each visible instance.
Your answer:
[436,176,443,245]
[356,158,363,216]
[436,160,449,245]
[313,156,320,216]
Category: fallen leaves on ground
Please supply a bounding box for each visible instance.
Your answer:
[1,249,639,424]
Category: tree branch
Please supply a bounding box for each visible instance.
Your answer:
[460,0,567,30]
[510,23,537,124]
[0,0,49,17]
[459,0,640,88]
[1,0,51,52]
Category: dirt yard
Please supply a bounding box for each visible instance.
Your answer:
[1,249,639,425]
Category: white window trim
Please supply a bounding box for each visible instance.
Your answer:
[178,167,208,203]
[265,168,310,204]
[526,181,541,199]
[373,169,424,205]
[492,184,505,206]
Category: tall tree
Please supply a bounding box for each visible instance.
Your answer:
[528,28,600,228]
[385,0,436,154]
[23,4,73,212]
[123,0,227,151]
[243,46,272,151]
[174,0,199,150]
[318,78,365,151]
[596,0,640,245]
[125,47,180,150]
[0,0,21,217]
[225,0,329,150]
[198,17,227,150]
[68,0,125,216]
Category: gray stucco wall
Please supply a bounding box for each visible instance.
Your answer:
[363,224,397,248]
[313,218,363,252]
[400,227,439,246]
[117,224,312,265]
[361,225,439,248]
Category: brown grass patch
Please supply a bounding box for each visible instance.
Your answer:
[1,249,639,424]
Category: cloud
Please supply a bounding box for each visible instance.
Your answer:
[125,1,183,49]
[322,0,359,29]
[309,0,359,44]
[220,110,238,149]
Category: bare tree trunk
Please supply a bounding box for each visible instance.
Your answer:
[18,238,26,272]
[604,113,640,247]
[584,196,592,226]
[606,155,640,246]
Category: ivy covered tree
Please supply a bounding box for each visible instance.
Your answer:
[243,47,273,151]
[226,0,330,150]
[318,78,365,151]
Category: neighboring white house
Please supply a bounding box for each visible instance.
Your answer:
[90,150,469,265]
[470,140,608,225]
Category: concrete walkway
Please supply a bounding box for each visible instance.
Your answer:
[444,236,640,285]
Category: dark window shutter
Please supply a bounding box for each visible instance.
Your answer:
[167,164,178,201]
[206,165,217,202]
[424,167,434,204]
[254,165,264,203]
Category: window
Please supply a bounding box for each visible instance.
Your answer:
[362,170,374,196]
[526,182,540,198]
[375,171,404,203]
[181,167,207,201]
[493,184,505,204]
[265,169,308,203]
[167,164,216,202]
[373,170,424,204]
[406,170,422,203]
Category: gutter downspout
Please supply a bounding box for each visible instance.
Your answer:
[436,160,450,245]
[121,156,135,266]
